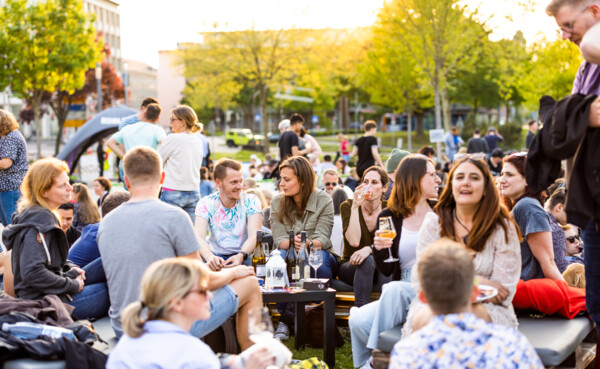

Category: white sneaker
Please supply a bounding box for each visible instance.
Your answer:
[274,322,290,341]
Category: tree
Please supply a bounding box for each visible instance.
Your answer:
[0,0,102,158]
[180,29,303,153]
[374,0,484,133]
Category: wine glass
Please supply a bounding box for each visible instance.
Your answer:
[379,216,399,263]
[309,246,323,279]
[248,307,274,344]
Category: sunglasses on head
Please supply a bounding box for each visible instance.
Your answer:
[453,153,486,162]
[509,151,527,158]
[566,235,581,243]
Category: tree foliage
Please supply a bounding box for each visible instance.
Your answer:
[0,0,102,158]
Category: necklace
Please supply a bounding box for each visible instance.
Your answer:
[454,210,471,244]
[363,202,381,216]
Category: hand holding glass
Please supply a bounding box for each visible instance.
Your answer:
[248,307,274,344]
[379,217,399,263]
[309,246,323,278]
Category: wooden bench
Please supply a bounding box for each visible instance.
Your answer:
[373,315,596,369]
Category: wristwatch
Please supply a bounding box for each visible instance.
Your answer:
[240,251,249,259]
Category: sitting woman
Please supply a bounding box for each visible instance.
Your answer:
[338,166,391,307]
[349,154,440,367]
[72,183,101,231]
[500,153,564,281]
[402,154,521,336]
[270,156,337,280]
[3,158,109,320]
[108,258,276,369]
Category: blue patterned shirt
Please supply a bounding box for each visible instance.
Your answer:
[390,313,543,369]
[195,191,261,255]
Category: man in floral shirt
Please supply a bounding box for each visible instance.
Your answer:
[390,241,543,369]
[195,158,262,271]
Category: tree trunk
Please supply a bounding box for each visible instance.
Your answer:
[259,83,269,154]
[52,93,72,156]
[33,92,43,159]
[441,87,451,132]
[433,76,443,163]
[416,113,424,137]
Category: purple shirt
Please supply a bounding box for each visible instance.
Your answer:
[572,62,600,95]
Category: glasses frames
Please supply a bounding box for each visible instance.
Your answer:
[556,5,590,36]
[566,235,581,243]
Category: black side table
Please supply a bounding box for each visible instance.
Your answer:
[262,288,336,368]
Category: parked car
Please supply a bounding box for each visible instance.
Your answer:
[267,131,280,143]
[225,128,265,150]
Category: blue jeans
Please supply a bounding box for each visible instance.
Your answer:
[189,284,238,338]
[160,189,200,223]
[70,259,109,320]
[583,219,600,336]
[214,252,252,266]
[0,190,20,226]
[349,270,414,367]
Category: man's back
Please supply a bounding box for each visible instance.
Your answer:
[484,134,502,152]
[466,137,488,154]
[390,313,542,369]
[278,130,298,160]
[112,122,166,152]
[97,199,199,336]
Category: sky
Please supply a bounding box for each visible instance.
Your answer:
[118,0,560,69]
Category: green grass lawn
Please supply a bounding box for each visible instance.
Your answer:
[283,334,354,369]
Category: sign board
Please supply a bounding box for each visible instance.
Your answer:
[254,113,261,122]
[65,104,86,128]
[429,129,445,143]
[311,115,319,124]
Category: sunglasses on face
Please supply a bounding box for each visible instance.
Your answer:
[453,153,486,162]
[324,182,337,187]
[566,235,581,243]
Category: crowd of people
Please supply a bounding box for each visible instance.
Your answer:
[0,0,598,367]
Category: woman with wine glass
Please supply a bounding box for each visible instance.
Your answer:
[401,154,521,337]
[338,166,392,307]
[108,257,276,369]
[348,154,440,367]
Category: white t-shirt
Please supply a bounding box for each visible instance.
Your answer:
[158,133,204,191]
[399,227,419,270]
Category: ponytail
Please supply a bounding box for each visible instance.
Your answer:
[122,301,146,338]
[190,122,203,134]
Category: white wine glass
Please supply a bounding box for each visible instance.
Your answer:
[309,246,323,278]
[379,216,399,263]
[248,307,274,344]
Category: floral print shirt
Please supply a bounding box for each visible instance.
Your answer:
[390,313,543,369]
[195,191,261,255]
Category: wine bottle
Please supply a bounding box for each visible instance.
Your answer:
[285,230,298,284]
[252,231,266,278]
[297,231,310,281]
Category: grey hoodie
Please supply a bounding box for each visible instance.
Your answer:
[3,205,80,300]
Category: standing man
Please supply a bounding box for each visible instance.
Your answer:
[484,127,504,154]
[278,114,308,161]
[118,97,158,131]
[466,129,489,154]
[352,120,385,179]
[195,158,262,271]
[546,0,600,351]
[444,126,464,161]
[98,147,261,349]
[525,119,539,149]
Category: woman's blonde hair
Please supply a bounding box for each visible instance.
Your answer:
[0,109,19,136]
[246,188,267,209]
[171,105,203,133]
[72,183,101,224]
[122,258,209,338]
[18,158,69,213]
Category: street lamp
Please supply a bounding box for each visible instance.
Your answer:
[95,62,102,113]
[123,62,128,106]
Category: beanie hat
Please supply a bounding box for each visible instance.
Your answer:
[386,149,410,173]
